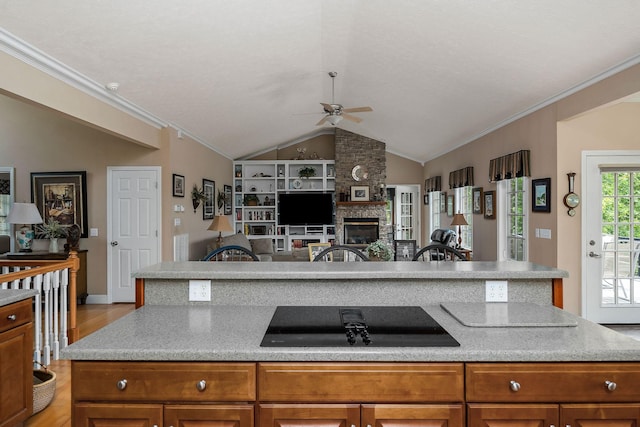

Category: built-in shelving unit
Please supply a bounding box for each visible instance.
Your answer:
[233,160,335,251]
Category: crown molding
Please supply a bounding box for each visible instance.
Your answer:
[0,28,167,129]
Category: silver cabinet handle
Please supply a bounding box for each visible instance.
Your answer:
[589,251,601,258]
[197,379,206,391]
[605,380,617,391]
[7,314,16,321]
[111,241,119,246]
[116,379,127,390]
[509,380,521,392]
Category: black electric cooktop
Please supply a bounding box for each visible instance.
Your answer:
[260,306,459,347]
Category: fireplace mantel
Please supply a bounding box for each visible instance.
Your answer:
[336,201,386,207]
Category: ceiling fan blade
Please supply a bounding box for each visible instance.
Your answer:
[342,113,363,123]
[342,106,373,113]
[316,116,329,126]
[320,103,335,113]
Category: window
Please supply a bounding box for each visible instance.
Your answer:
[430,191,441,234]
[454,186,473,249]
[498,177,528,260]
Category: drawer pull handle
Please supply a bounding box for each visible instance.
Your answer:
[509,380,521,392]
[116,379,127,390]
[7,314,16,321]
[197,379,206,392]
[605,380,617,391]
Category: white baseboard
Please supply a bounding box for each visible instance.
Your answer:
[85,294,109,304]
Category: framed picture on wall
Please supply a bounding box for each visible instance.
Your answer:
[423,194,429,205]
[447,194,454,217]
[31,171,89,238]
[473,187,483,214]
[484,190,496,219]
[440,192,447,213]
[351,186,369,202]
[172,174,185,197]
[532,178,551,212]
[202,179,215,220]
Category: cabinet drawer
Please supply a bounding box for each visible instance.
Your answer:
[466,363,640,402]
[0,299,32,333]
[72,361,256,401]
[259,362,464,402]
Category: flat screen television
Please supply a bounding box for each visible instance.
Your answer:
[279,193,333,225]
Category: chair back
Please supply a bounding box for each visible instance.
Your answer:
[202,245,259,261]
[312,245,369,262]
[412,243,467,262]
[430,229,456,246]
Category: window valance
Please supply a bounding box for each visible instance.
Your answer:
[489,149,530,183]
[424,176,442,192]
[449,167,474,189]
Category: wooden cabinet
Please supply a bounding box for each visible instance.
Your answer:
[72,362,256,426]
[0,298,33,427]
[70,361,640,427]
[466,363,640,426]
[258,363,465,427]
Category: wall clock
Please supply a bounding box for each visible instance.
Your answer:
[351,165,368,181]
[563,172,580,216]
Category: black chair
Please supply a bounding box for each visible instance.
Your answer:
[412,243,467,262]
[429,229,456,246]
[202,245,259,261]
[312,245,369,262]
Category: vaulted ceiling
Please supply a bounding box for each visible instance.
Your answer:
[1,1,639,163]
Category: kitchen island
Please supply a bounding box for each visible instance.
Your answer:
[63,261,640,427]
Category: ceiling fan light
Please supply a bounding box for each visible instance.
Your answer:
[327,115,343,126]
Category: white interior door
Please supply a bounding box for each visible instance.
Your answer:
[108,167,161,303]
[583,152,640,323]
[393,185,420,242]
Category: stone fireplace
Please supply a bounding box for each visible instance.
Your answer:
[334,129,390,245]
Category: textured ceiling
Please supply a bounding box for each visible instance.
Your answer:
[1,1,639,162]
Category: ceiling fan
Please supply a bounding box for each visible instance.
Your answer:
[316,71,373,126]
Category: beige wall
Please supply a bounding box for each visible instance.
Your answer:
[0,94,232,299]
[424,63,640,315]
[557,102,640,315]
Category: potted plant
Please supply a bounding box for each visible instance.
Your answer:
[191,185,207,212]
[365,239,394,261]
[37,218,67,252]
[243,194,260,206]
[298,166,316,179]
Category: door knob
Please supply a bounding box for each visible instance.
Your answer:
[110,241,119,246]
[588,251,601,258]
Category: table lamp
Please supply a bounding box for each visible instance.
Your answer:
[207,215,234,248]
[450,212,468,249]
[7,202,44,252]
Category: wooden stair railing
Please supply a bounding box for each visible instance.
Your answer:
[0,251,79,364]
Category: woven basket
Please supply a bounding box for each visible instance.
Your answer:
[33,363,56,415]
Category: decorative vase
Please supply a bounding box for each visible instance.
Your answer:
[49,238,59,253]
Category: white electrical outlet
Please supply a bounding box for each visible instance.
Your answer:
[189,280,211,301]
[486,280,508,302]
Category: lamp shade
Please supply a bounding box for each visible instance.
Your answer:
[207,215,233,232]
[450,213,468,227]
[7,203,44,225]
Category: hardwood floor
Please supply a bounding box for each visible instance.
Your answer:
[25,303,136,427]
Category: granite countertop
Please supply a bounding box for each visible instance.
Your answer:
[61,303,640,362]
[0,289,38,307]
[133,261,568,280]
